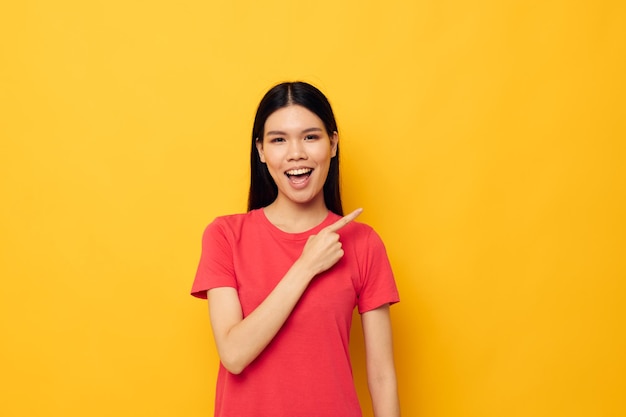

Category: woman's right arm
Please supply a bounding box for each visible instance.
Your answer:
[207,209,362,374]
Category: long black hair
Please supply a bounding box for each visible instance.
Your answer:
[248,82,343,215]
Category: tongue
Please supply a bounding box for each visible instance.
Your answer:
[289,174,310,185]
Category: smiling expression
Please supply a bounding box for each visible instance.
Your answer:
[256,105,338,208]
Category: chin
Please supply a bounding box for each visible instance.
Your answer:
[289,195,318,205]
[281,190,324,206]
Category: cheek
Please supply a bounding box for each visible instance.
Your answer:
[263,154,285,178]
[315,148,334,166]
[264,152,281,168]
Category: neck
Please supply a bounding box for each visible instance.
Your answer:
[263,197,329,233]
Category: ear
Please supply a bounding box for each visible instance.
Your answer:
[255,138,266,163]
[330,131,338,158]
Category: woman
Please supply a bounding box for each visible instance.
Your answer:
[192,81,400,417]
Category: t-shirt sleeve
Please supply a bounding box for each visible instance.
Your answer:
[190,218,238,299]
[357,227,400,313]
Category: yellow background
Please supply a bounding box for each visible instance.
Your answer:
[1,1,624,416]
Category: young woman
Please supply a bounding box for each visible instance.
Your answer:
[191,81,400,417]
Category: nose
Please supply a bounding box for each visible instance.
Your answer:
[287,139,307,161]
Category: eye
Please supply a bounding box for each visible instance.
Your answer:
[269,137,286,143]
[304,134,320,141]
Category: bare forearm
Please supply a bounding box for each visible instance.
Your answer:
[362,305,400,417]
[369,374,400,417]
[211,260,314,374]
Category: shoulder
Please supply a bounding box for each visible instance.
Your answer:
[202,210,263,239]
[210,210,255,226]
[328,212,383,246]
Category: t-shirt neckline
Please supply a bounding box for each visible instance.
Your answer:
[256,208,338,241]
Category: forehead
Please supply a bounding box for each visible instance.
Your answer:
[264,105,324,133]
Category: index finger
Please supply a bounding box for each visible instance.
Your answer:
[325,208,363,233]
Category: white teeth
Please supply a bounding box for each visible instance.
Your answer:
[286,168,312,176]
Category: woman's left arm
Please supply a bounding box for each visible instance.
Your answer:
[362,304,401,417]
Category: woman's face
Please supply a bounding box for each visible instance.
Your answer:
[256,105,338,208]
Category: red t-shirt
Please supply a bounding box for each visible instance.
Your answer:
[191,209,399,417]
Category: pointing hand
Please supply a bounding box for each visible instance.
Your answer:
[297,208,363,277]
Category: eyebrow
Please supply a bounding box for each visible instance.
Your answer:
[265,127,324,136]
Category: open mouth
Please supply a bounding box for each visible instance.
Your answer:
[285,168,313,184]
